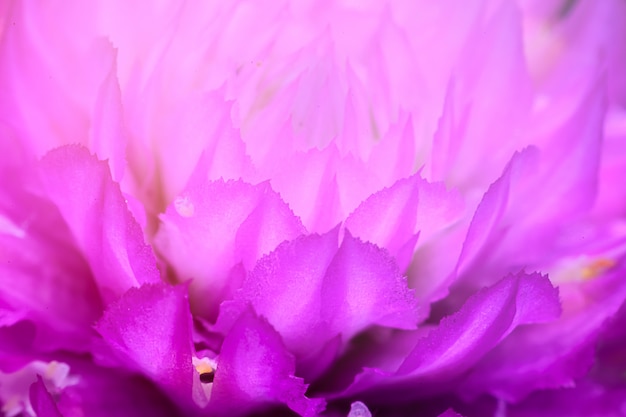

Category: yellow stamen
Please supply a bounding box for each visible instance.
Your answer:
[194,361,214,375]
[581,258,616,280]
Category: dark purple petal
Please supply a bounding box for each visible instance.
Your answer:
[57,360,182,417]
[504,379,626,417]
[0,317,37,371]
[210,309,325,417]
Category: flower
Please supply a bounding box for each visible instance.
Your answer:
[1,0,626,416]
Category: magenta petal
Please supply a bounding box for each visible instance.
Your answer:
[29,376,64,417]
[95,283,196,406]
[39,145,159,302]
[397,272,560,375]
[219,230,339,358]
[211,309,325,417]
[217,229,418,379]
[341,272,560,399]
[322,231,419,334]
[459,261,626,401]
[154,177,305,320]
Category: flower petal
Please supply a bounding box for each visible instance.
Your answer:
[340,272,560,400]
[95,283,197,407]
[210,309,325,417]
[154,176,305,320]
[217,229,418,380]
[39,145,160,302]
[56,358,181,417]
[345,174,465,301]
[29,376,64,417]
[0,143,103,351]
[459,260,626,401]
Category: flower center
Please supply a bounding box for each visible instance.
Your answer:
[192,356,218,406]
[193,357,216,384]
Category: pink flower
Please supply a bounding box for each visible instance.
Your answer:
[1,1,625,416]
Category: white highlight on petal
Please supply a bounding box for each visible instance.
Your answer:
[0,215,25,239]
[174,196,195,218]
[348,401,372,417]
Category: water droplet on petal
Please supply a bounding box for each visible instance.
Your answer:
[174,196,195,218]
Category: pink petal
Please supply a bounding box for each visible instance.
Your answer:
[39,145,160,302]
[29,376,64,417]
[217,229,418,379]
[210,309,325,417]
[95,283,197,407]
[154,175,305,321]
[346,174,465,303]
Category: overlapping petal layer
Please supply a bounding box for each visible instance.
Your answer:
[1,0,625,416]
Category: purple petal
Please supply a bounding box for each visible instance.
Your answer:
[340,272,560,399]
[95,283,196,406]
[210,309,325,417]
[322,231,419,334]
[39,145,160,302]
[397,272,560,375]
[459,260,626,401]
[154,176,305,321]
[29,376,63,417]
[217,229,418,380]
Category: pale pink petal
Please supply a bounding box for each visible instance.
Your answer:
[154,174,305,321]
[39,145,160,302]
